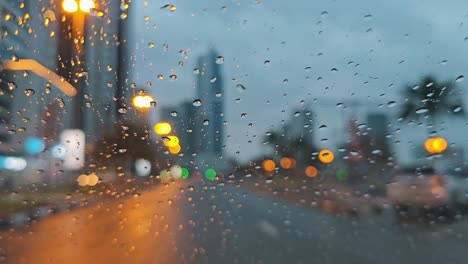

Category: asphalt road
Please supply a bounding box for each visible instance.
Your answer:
[1,179,467,264]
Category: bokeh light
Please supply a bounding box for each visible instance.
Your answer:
[135,159,151,177]
[163,135,179,147]
[62,0,78,13]
[205,168,217,181]
[25,137,45,155]
[262,159,276,172]
[280,157,295,169]
[336,168,349,181]
[154,122,172,135]
[132,94,154,109]
[88,172,99,186]
[305,166,318,178]
[77,174,89,187]
[168,144,181,154]
[318,149,334,164]
[160,169,171,182]
[170,165,182,179]
[424,137,448,154]
[79,0,95,12]
[182,168,190,179]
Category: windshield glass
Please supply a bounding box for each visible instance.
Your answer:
[1,1,468,263]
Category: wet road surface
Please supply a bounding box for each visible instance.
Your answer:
[1,180,468,264]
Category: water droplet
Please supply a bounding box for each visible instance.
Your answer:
[241,113,247,118]
[118,149,127,153]
[416,108,428,114]
[7,82,17,91]
[216,56,225,64]
[203,119,210,125]
[193,99,202,107]
[171,111,178,117]
[454,106,463,113]
[319,125,327,129]
[304,66,312,72]
[193,68,200,74]
[216,92,222,97]
[169,75,177,81]
[236,84,246,92]
[456,75,464,82]
[330,67,338,72]
[157,75,164,80]
[282,79,288,84]
[336,103,344,108]
[148,42,155,48]
[264,60,271,66]
[293,111,300,117]
[210,76,217,83]
[24,89,35,96]
[364,14,373,19]
[387,101,396,107]
[161,4,176,12]
[118,107,128,114]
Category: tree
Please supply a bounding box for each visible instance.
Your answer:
[399,75,464,132]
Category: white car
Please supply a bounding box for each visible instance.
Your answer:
[386,166,468,219]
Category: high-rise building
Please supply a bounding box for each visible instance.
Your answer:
[193,50,225,158]
[367,112,389,140]
[83,0,122,140]
[0,1,59,153]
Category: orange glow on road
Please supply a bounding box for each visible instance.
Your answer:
[318,149,334,164]
[262,159,276,172]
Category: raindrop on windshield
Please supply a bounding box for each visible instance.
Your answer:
[193,99,202,107]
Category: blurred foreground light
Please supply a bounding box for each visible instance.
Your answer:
[132,94,154,109]
[1,156,27,171]
[424,137,448,155]
[79,0,95,12]
[25,137,45,155]
[77,174,89,187]
[168,144,181,154]
[51,144,66,159]
[182,167,189,179]
[205,168,217,181]
[336,168,349,181]
[135,159,151,177]
[62,0,78,13]
[318,149,334,164]
[280,157,295,169]
[163,135,179,147]
[160,169,171,182]
[61,129,85,170]
[170,165,182,179]
[154,122,172,135]
[262,159,276,172]
[305,165,318,178]
[88,172,99,186]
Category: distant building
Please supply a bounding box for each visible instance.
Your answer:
[367,112,389,140]
[192,50,225,163]
[83,0,122,141]
[0,1,59,153]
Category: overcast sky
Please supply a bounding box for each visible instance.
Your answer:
[128,0,468,163]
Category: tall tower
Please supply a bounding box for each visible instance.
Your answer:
[194,49,225,158]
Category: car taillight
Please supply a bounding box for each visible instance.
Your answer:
[430,176,445,187]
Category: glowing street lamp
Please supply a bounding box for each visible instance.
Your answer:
[163,135,179,148]
[63,0,79,13]
[425,137,448,155]
[154,122,172,135]
[62,0,95,13]
[79,0,96,12]
[132,94,154,109]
